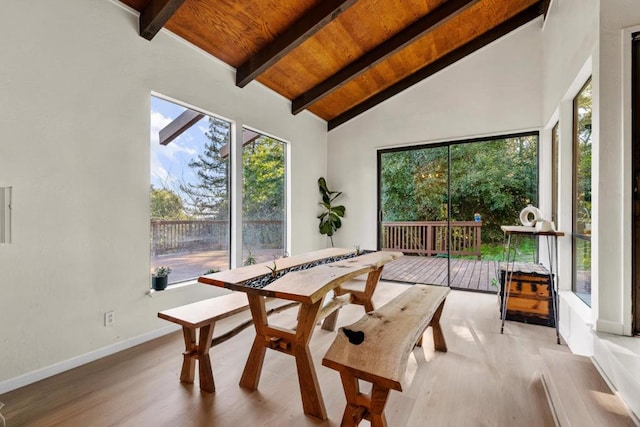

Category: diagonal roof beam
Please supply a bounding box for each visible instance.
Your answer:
[292,0,481,115]
[542,0,552,19]
[159,109,204,146]
[235,0,359,88]
[140,0,186,40]
[328,2,544,131]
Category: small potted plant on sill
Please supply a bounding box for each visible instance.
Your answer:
[151,266,172,291]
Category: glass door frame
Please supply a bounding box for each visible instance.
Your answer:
[377,131,540,286]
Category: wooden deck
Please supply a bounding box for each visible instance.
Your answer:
[155,250,500,292]
[381,256,499,293]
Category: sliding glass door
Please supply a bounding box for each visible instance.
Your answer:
[379,146,450,285]
[378,133,538,289]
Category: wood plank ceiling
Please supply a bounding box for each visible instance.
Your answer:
[121,0,546,130]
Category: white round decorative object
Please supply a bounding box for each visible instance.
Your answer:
[519,205,541,227]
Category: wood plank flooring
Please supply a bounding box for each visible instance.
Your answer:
[382,256,499,292]
[0,282,563,426]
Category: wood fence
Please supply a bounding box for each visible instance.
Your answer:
[151,220,284,256]
[381,221,482,259]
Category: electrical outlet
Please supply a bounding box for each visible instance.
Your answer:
[104,311,115,327]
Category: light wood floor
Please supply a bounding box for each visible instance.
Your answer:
[0,282,565,426]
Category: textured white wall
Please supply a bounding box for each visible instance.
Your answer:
[327,20,543,251]
[0,0,327,387]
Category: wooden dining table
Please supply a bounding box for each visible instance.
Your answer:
[197,248,403,420]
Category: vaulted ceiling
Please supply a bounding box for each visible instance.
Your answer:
[120,0,547,130]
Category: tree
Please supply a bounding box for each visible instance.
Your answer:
[180,117,230,219]
[150,186,185,219]
[242,137,285,220]
[380,135,539,244]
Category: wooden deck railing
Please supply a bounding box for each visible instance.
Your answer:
[381,221,482,260]
[151,220,283,256]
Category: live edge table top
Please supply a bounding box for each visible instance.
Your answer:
[197,249,403,303]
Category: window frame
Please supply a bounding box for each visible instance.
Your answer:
[571,77,592,306]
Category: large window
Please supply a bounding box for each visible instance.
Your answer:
[572,79,592,306]
[150,96,231,284]
[241,129,287,265]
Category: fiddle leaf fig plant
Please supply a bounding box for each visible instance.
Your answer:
[317,177,345,247]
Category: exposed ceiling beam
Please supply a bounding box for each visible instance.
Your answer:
[140,0,186,40]
[292,0,481,115]
[220,130,261,158]
[235,0,359,88]
[328,2,544,131]
[542,0,552,19]
[159,109,204,146]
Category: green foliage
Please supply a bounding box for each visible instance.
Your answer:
[242,137,285,221]
[204,268,220,274]
[317,177,345,247]
[180,117,230,219]
[150,186,186,220]
[575,80,592,231]
[243,248,257,266]
[153,266,172,277]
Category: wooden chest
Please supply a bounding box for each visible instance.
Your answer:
[499,262,555,327]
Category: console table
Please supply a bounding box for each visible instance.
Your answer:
[500,225,565,344]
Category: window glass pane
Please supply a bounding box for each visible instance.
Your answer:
[572,80,592,305]
[241,129,287,265]
[150,96,231,285]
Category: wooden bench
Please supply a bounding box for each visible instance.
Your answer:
[322,284,450,427]
[158,292,296,393]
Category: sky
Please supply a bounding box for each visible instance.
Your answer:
[150,96,214,196]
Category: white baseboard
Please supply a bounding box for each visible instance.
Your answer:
[0,324,180,395]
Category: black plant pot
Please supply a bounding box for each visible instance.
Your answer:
[152,275,169,291]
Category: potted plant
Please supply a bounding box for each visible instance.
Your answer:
[151,266,172,291]
[317,177,346,247]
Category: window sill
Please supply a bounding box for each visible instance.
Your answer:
[558,290,593,326]
[147,279,199,297]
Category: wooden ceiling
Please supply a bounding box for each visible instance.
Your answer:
[121,0,546,130]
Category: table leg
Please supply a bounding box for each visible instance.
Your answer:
[239,294,328,420]
[294,299,327,420]
[239,294,268,390]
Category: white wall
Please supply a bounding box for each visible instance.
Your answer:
[0,0,327,389]
[327,19,543,250]
[542,0,600,355]
[594,0,640,419]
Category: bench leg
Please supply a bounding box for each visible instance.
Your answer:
[180,327,197,385]
[339,373,363,427]
[197,324,215,392]
[370,384,391,427]
[430,300,447,352]
[339,372,390,427]
[180,324,216,393]
[415,299,447,351]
